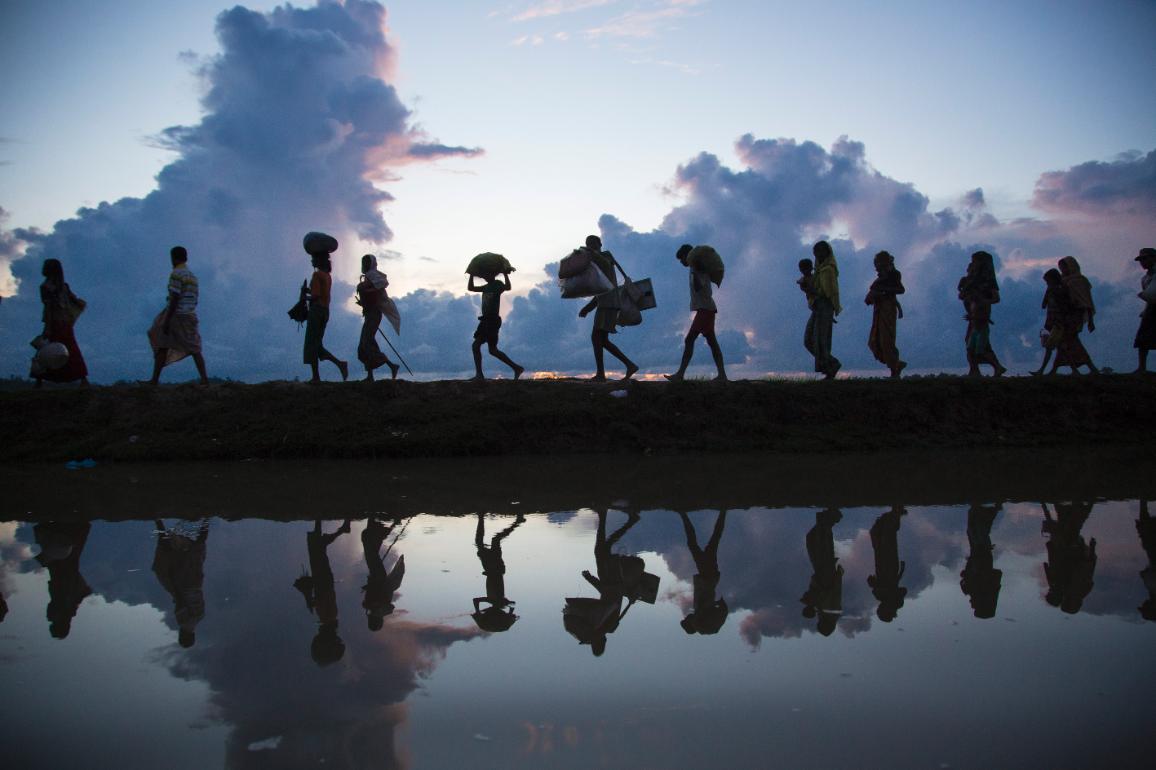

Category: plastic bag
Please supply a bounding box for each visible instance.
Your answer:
[616,281,643,326]
[466,252,515,278]
[303,231,338,255]
[30,342,69,376]
[629,278,657,310]
[688,245,725,286]
[560,262,613,299]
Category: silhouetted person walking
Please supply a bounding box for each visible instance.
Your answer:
[148,246,209,385]
[868,505,907,622]
[469,271,524,380]
[865,251,906,378]
[356,254,400,381]
[563,508,641,655]
[1137,500,1156,622]
[958,250,1006,377]
[1042,502,1097,615]
[472,513,525,632]
[805,241,841,379]
[152,518,210,648]
[1050,256,1099,374]
[34,522,92,639]
[303,251,348,382]
[678,509,728,635]
[33,258,88,387]
[961,503,1003,619]
[577,235,638,381]
[1133,247,1156,373]
[362,516,405,631]
[294,519,351,665]
[666,244,726,382]
[1031,269,1067,376]
[801,508,843,636]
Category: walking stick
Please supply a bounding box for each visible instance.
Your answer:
[376,328,414,376]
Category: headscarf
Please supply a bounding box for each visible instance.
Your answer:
[815,246,841,314]
[1058,256,1094,312]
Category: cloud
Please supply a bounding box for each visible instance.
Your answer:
[1033,150,1156,217]
[0,1,476,383]
[0,208,27,296]
[512,0,618,22]
[585,0,705,39]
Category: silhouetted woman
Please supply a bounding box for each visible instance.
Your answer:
[1041,502,1097,615]
[865,251,906,378]
[304,251,348,383]
[294,519,351,665]
[1052,256,1099,374]
[34,522,92,639]
[577,235,638,382]
[801,508,843,636]
[152,518,210,648]
[34,258,89,387]
[867,505,907,622]
[678,510,728,635]
[958,250,1006,377]
[806,241,841,379]
[362,516,405,631]
[356,254,400,381]
[472,513,525,632]
[961,503,1002,619]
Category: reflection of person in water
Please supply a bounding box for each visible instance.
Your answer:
[152,518,210,648]
[678,510,728,635]
[472,513,525,632]
[867,505,907,622]
[34,522,93,639]
[362,516,406,632]
[1042,502,1098,614]
[801,508,843,636]
[1135,500,1155,622]
[960,503,1003,619]
[563,509,643,656]
[294,519,351,666]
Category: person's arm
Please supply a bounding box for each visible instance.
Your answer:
[579,297,597,317]
[582,569,602,590]
[502,272,511,291]
[468,275,482,293]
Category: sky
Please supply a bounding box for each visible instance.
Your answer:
[0,0,1154,381]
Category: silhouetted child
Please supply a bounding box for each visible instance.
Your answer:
[867,506,907,622]
[472,513,525,632]
[469,272,524,380]
[797,258,816,308]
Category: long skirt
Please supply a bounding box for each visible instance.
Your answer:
[303,304,332,365]
[805,298,841,376]
[357,308,389,371]
[868,300,900,369]
[1053,313,1091,368]
[38,320,88,382]
[1136,306,1156,351]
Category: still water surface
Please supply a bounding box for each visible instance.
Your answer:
[1,454,1154,769]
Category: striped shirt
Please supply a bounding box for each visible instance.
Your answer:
[168,265,199,315]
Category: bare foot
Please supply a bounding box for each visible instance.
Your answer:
[388,362,399,380]
[337,360,349,382]
[664,373,683,382]
[589,374,607,382]
[623,363,639,380]
[714,374,728,382]
[471,374,485,381]
[513,365,525,380]
[994,365,1007,377]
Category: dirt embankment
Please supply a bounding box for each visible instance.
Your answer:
[0,375,1153,463]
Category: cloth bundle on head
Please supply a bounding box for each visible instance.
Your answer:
[303,231,339,255]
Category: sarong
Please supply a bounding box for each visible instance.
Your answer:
[805,297,841,376]
[37,320,88,382]
[358,307,390,370]
[303,304,331,365]
[148,311,202,366]
[867,300,899,369]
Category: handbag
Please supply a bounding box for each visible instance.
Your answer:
[63,286,86,323]
[287,280,309,324]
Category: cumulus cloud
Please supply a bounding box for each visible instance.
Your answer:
[0,1,475,382]
[1033,150,1156,217]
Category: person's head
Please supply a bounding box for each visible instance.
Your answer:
[585,234,602,251]
[970,250,996,282]
[676,243,693,266]
[873,250,894,272]
[590,636,606,657]
[361,254,377,273]
[367,613,384,632]
[311,252,332,272]
[812,240,833,263]
[170,246,188,267]
[1058,256,1081,276]
[311,623,345,666]
[816,612,838,636]
[178,629,196,648]
[1044,268,1062,287]
[1135,247,1156,269]
[798,258,814,276]
[41,258,63,284]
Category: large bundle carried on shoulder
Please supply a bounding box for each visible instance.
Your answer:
[559,249,614,299]
[30,340,69,376]
[688,245,725,286]
[466,252,515,279]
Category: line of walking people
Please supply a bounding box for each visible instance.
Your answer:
[23,237,1156,386]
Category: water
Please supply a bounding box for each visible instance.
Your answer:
[1,452,1153,769]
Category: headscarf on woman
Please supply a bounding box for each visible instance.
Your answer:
[814,242,841,315]
[1058,256,1094,313]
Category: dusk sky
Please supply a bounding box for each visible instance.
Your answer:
[1,0,1154,381]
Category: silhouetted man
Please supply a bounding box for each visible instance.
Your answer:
[472,513,525,631]
[868,505,907,622]
[802,508,843,636]
[152,518,210,648]
[148,245,209,385]
[960,503,1002,619]
[678,509,728,634]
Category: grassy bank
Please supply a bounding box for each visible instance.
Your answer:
[1,374,1153,462]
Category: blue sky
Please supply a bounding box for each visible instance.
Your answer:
[1,0,1154,380]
